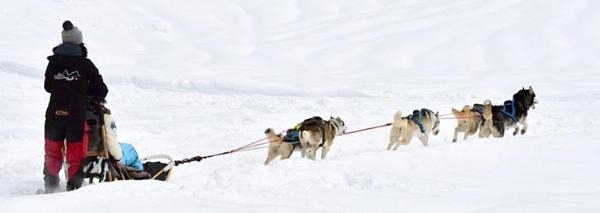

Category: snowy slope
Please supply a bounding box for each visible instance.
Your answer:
[1,0,600,212]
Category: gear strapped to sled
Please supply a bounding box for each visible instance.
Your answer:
[82,101,175,183]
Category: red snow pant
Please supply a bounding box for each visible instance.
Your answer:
[44,119,88,186]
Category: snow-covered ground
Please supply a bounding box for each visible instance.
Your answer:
[1,0,600,212]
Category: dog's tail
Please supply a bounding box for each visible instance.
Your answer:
[451,108,459,113]
[392,111,406,128]
[264,128,274,134]
[482,100,493,120]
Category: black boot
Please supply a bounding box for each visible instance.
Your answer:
[44,175,60,193]
[66,178,82,191]
[43,166,60,193]
[66,168,84,191]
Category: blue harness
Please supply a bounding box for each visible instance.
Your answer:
[407,110,426,133]
[501,99,519,123]
[283,130,300,144]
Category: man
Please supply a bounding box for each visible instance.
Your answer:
[43,20,108,192]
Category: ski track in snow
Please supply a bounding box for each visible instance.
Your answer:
[1,0,600,212]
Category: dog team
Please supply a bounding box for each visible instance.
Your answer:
[264,86,538,165]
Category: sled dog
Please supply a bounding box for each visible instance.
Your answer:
[450,105,481,142]
[388,108,440,150]
[477,100,497,138]
[490,86,538,137]
[263,128,299,165]
[298,116,347,160]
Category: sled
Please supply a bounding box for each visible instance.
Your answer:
[82,102,175,183]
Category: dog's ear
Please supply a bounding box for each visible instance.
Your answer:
[529,86,535,95]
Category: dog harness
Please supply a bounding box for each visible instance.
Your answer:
[501,99,519,123]
[407,110,426,133]
[471,104,485,114]
[283,130,300,144]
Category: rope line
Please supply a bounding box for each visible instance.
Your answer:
[439,116,478,120]
[174,116,489,166]
[174,130,285,166]
[174,123,393,166]
[438,112,455,118]
[341,123,392,136]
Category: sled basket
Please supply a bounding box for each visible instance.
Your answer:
[140,154,175,181]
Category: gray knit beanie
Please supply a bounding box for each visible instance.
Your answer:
[61,20,83,45]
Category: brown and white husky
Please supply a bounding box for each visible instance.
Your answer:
[298,116,347,160]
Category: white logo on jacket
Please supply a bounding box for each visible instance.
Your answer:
[53,69,81,81]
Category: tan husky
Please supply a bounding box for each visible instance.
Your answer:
[452,100,496,141]
[298,116,347,160]
[451,105,481,142]
[263,128,298,165]
[388,109,440,150]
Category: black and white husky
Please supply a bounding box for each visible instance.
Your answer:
[490,86,538,137]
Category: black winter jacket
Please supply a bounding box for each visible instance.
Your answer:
[44,43,108,121]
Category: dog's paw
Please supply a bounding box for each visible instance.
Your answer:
[521,129,527,135]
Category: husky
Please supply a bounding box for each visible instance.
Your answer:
[477,100,498,138]
[451,100,495,142]
[388,108,440,150]
[298,116,347,160]
[263,128,300,165]
[450,105,481,142]
[490,86,538,137]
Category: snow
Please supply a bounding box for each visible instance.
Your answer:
[1,0,600,212]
